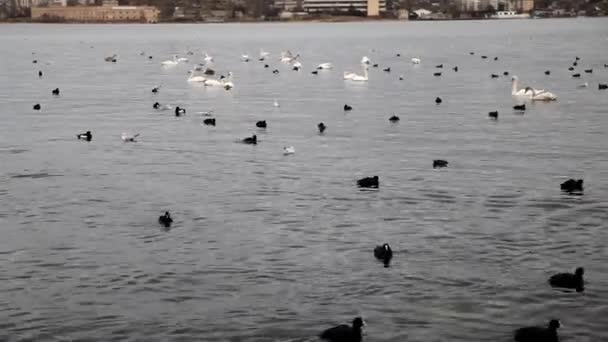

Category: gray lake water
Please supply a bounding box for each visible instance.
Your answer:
[1,19,607,342]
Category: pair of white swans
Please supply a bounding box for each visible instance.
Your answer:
[344,65,369,82]
[511,76,557,101]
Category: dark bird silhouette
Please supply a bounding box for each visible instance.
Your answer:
[491,74,499,78]
[575,56,580,61]
[503,71,509,76]
[572,73,581,78]
[203,68,215,75]
[372,63,379,68]
[318,122,326,133]
[33,60,38,64]
[344,104,353,111]
[545,70,551,75]
[399,75,404,80]
[488,111,498,119]
[152,86,160,93]
[494,57,498,61]
[242,134,257,145]
[33,104,41,110]
[568,67,574,71]
[549,267,584,291]
[604,64,608,68]
[158,211,173,228]
[584,69,592,73]
[433,159,448,168]
[357,176,379,188]
[38,70,42,77]
[293,65,300,71]
[573,61,578,66]
[272,69,279,74]
[481,55,488,59]
[396,53,401,57]
[514,319,560,342]
[433,72,442,77]
[453,66,458,72]
[513,104,526,111]
[469,52,475,55]
[203,118,216,126]
[383,67,391,72]
[435,97,442,104]
[599,83,607,90]
[175,106,186,117]
[153,102,160,109]
[256,120,267,128]
[52,88,60,95]
[436,64,443,68]
[374,243,393,267]
[389,115,400,122]
[560,179,583,193]
[148,56,153,59]
[76,131,92,141]
[312,70,318,75]
[319,317,364,342]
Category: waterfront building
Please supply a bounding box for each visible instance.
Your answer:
[303,0,386,16]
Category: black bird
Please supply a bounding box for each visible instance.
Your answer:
[312,70,318,75]
[153,102,160,109]
[52,88,60,95]
[204,68,215,75]
[481,55,488,59]
[293,65,300,71]
[453,66,458,72]
[399,75,404,80]
[383,67,391,72]
[76,131,92,141]
[175,106,186,116]
[568,66,574,71]
[491,74,499,78]
[494,57,498,61]
[396,53,401,57]
[549,267,584,291]
[513,104,526,111]
[435,97,442,104]
[264,64,269,68]
[575,56,580,61]
[33,60,38,64]
[243,134,257,145]
[488,111,498,119]
[374,243,393,267]
[584,69,592,73]
[560,179,583,193]
[256,120,267,128]
[148,56,153,59]
[433,159,448,168]
[372,63,378,68]
[389,115,400,122]
[545,70,551,75]
[344,104,352,111]
[514,319,560,342]
[272,69,279,74]
[469,52,475,55]
[573,61,578,66]
[33,103,41,110]
[599,83,607,90]
[152,86,160,93]
[318,122,326,133]
[319,317,364,342]
[572,73,581,78]
[38,70,43,77]
[436,64,443,68]
[604,64,608,68]
[433,72,442,77]
[158,211,173,228]
[203,118,216,126]
[357,176,379,188]
[503,71,509,76]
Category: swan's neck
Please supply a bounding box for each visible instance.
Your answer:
[511,79,518,95]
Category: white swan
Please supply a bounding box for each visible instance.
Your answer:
[203,53,214,63]
[176,56,189,63]
[317,62,333,70]
[411,58,421,64]
[241,54,250,62]
[283,146,295,155]
[221,72,234,89]
[280,50,294,63]
[273,99,280,107]
[204,76,224,86]
[511,76,557,101]
[351,67,369,82]
[292,60,302,70]
[343,71,357,80]
[121,133,139,142]
[187,73,206,82]
[361,56,371,64]
[161,55,179,66]
[577,82,588,88]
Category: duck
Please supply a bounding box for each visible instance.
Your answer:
[153,102,160,109]
[383,67,391,72]
[158,211,173,228]
[389,115,400,122]
[469,52,474,55]
[545,70,551,75]
[77,131,92,141]
[568,66,574,71]
[121,133,139,142]
[38,70,43,77]
[33,104,41,110]
[203,68,216,75]
[203,118,216,126]
[435,64,443,68]
[52,88,60,95]
[481,55,488,59]
[560,179,583,193]
[104,54,117,62]
[151,86,160,93]
[514,319,560,342]
[503,71,510,76]
[572,73,581,78]
[256,120,267,128]
[433,72,442,77]
[317,62,333,69]
[242,134,257,145]
[343,104,353,111]
[311,70,319,75]
[374,243,393,267]
[318,122,326,133]
[411,58,421,64]
[175,106,186,117]
[494,56,498,61]
[319,317,364,342]
[584,69,592,73]
[396,53,401,57]
[453,66,458,72]
[575,56,580,61]
[357,176,379,188]
[599,83,607,90]
[549,267,584,291]
[433,159,448,168]
[33,59,38,64]
[283,146,295,155]
[573,61,578,66]
[372,63,379,68]
[491,74,499,78]
[264,64,269,68]
[272,69,280,74]
[513,104,526,111]
[488,111,498,119]
[435,97,442,104]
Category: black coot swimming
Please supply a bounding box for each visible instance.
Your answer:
[344,104,353,111]
[319,317,364,342]
[383,67,391,72]
[318,122,326,133]
[584,69,592,73]
[256,120,267,128]
[513,104,526,111]
[488,111,498,119]
[243,134,257,145]
[389,115,400,122]
[203,118,216,126]
[152,86,160,93]
[481,55,488,59]
[568,66,574,71]
[435,64,443,68]
[435,97,442,104]
[264,64,269,68]
[175,106,186,116]
[433,160,448,168]
[357,176,379,188]
[599,83,607,90]
[545,70,551,75]
[272,69,279,74]
[494,56,498,61]
[312,70,319,75]
[453,66,458,72]
[374,243,393,267]
[491,74,499,78]
[52,88,60,95]
[158,211,173,228]
[549,267,584,291]
[503,71,509,76]
[38,70,43,77]
[572,73,581,78]
[433,72,442,77]
[33,104,41,110]
[153,102,160,109]
[372,63,378,68]
[560,179,583,193]
[77,131,92,141]
[514,319,560,342]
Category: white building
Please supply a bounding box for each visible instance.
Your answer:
[459,0,480,11]
[274,0,300,11]
[303,0,386,15]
